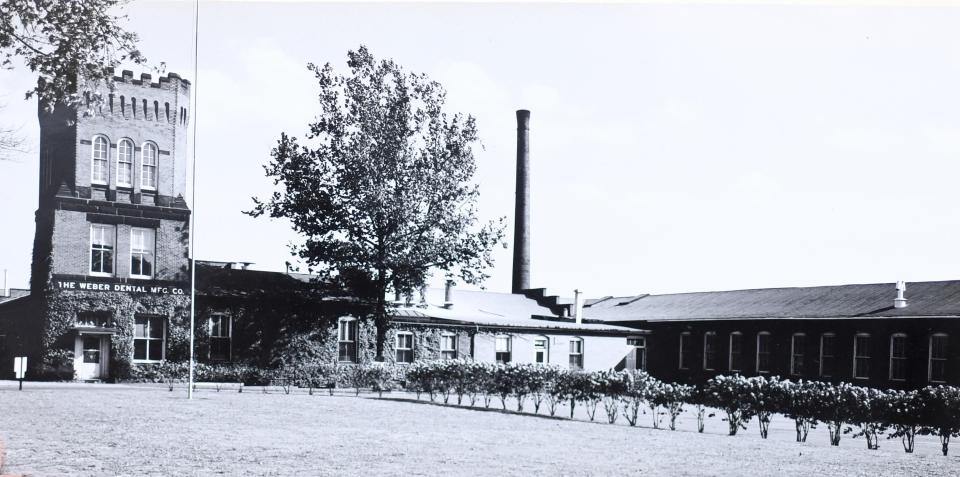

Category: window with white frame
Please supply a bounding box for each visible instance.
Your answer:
[395,331,414,363]
[627,337,647,371]
[129,228,155,278]
[91,136,109,184]
[889,333,908,381]
[678,332,693,370]
[569,337,584,370]
[89,224,115,275]
[756,332,772,373]
[791,333,806,376]
[853,333,871,379]
[534,336,549,364]
[495,335,512,363]
[338,317,357,362]
[729,332,743,372]
[141,142,158,190]
[117,138,134,187]
[703,332,718,370]
[209,314,231,361]
[820,333,836,378]
[440,332,457,360]
[134,315,164,361]
[929,333,948,383]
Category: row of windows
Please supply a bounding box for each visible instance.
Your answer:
[90,224,156,278]
[679,331,949,383]
[90,136,159,189]
[126,315,232,363]
[336,318,592,368]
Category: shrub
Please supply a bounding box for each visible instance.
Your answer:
[916,386,960,456]
[781,380,819,442]
[704,375,756,436]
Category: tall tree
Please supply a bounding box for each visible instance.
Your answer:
[0,0,146,108]
[248,46,505,360]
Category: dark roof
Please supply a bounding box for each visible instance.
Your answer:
[195,264,317,298]
[582,280,960,322]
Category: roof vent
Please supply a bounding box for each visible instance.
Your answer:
[894,280,908,309]
[574,289,583,325]
[444,280,455,309]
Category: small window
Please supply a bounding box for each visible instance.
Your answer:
[89,224,115,276]
[729,332,743,372]
[117,139,134,187]
[495,335,512,364]
[569,337,584,370]
[141,142,158,190]
[820,333,837,378]
[627,336,646,371]
[534,336,549,364]
[209,314,231,361]
[440,332,458,360]
[791,333,806,376]
[703,332,717,371]
[337,317,357,363]
[756,332,772,374]
[854,333,871,379]
[91,136,109,184]
[134,315,165,362]
[889,333,908,381]
[679,332,692,370]
[395,331,414,363]
[129,228,155,279]
[929,333,948,383]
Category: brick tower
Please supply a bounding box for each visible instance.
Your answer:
[29,70,192,380]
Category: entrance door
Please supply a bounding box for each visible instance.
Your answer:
[78,335,104,380]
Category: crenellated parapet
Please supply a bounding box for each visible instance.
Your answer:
[80,70,191,127]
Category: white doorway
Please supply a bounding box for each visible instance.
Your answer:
[74,334,109,380]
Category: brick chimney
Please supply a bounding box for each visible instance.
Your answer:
[512,109,531,294]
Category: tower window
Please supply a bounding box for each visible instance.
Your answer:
[117,139,134,187]
[130,228,155,279]
[89,224,115,276]
[141,142,158,190]
[91,136,109,184]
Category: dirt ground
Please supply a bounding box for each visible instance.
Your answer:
[0,380,957,476]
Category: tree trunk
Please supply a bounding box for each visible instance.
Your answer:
[374,267,388,362]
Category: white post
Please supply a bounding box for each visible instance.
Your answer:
[574,289,583,325]
[187,0,200,400]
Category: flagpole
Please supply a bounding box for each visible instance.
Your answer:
[187,0,200,400]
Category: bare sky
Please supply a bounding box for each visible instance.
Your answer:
[2,1,960,298]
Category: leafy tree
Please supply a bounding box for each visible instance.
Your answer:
[0,0,147,108]
[248,46,505,360]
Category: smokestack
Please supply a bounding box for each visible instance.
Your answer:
[894,280,908,309]
[2,269,8,298]
[574,289,583,325]
[512,109,531,294]
[444,280,455,309]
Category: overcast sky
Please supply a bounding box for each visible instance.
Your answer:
[2,1,960,298]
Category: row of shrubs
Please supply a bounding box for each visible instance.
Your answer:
[130,360,960,456]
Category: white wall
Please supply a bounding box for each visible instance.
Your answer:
[473,332,633,371]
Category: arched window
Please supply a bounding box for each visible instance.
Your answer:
[141,142,158,190]
[703,332,718,371]
[889,333,908,381]
[929,333,948,383]
[534,336,549,364]
[756,332,772,373]
[728,332,743,372]
[790,333,806,376]
[91,136,109,184]
[116,139,134,187]
[395,331,414,363]
[131,97,137,117]
[569,337,584,370]
[678,332,692,370]
[337,317,357,363]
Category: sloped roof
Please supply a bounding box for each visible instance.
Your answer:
[582,280,960,322]
[394,287,637,333]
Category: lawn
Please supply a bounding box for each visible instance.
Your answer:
[0,381,957,476]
